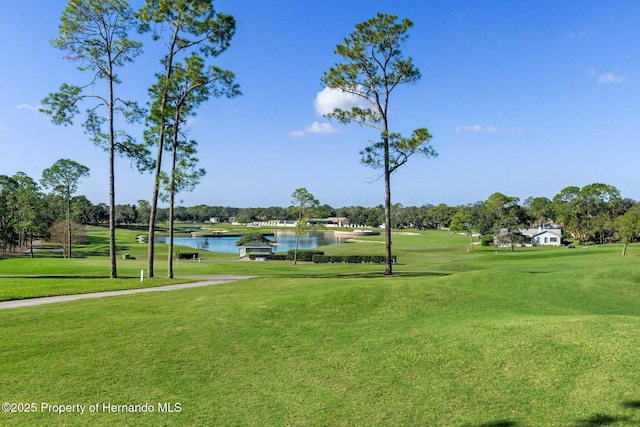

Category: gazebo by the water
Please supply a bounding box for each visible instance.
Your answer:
[238,241,274,258]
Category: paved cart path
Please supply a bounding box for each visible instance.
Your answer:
[0,275,256,310]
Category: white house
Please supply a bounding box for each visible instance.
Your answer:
[495,224,563,247]
[520,224,563,246]
[527,229,562,246]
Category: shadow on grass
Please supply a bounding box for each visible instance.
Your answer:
[572,401,640,426]
[622,401,640,409]
[0,275,114,279]
[273,271,452,279]
[574,413,630,426]
[466,421,518,427]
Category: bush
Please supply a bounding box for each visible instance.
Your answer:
[287,250,324,261]
[236,232,272,246]
[248,254,288,261]
[177,252,199,260]
[312,255,395,264]
[481,235,493,246]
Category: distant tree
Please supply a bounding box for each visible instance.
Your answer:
[321,13,437,275]
[87,203,109,225]
[48,220,87,258]
[553,184,622,243]
[615,204,640,256]
[495,207,527,252]
[468,201,493,235]
[71,195,94,225]
[576,183,621,244]
[0,175,19,254]
[41,159,89,259]
[315,204,336,219]
[13,172,44,257]
[137,200,151,225]
[427,204,457,228]
[390,203,406,229]
[234,209,255,225]
[41,0,147,277]
[138,0,239,278]
[235,232,271,247]
[478,192,527,251]
[552,186,580,240]
[450,206,475,251]
[523,196,552,226]
[115,204,137,226]
[290,188,320,265]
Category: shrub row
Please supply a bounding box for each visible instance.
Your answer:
[248,254,288,261]
[177,252,199,260]
[312,255,396,264]
[248,250,324,261]
[287,250,324,261]
[246,252,395,263]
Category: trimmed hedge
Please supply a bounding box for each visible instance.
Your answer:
[312,255,396,264]
[287,250,324,261]
[248,254,288,261]
[177,252,199,260]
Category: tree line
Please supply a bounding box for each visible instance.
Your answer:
[21,3,640,277]
[4,160,639,257]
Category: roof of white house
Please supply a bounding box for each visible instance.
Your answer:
[237,241,273,248]
[521,228,562,238]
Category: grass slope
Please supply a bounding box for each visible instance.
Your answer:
[1,227,640,425]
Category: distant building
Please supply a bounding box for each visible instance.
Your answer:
[495,223,563,247]
[238,241,274,258]
[308,217,350,227]
[520,224,563,246]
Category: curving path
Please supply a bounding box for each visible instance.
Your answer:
[0,275,256,310]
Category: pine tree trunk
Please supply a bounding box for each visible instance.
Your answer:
[147,142,163,278]
[384,132,393,276]
[67,194,72,259]
[108,78,117,279]
[167,145,178,279]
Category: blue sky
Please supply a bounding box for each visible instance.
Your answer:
[1,1,639,208]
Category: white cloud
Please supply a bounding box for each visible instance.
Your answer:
[289,87,367,138]
[287,130,306,139]
[16,103,41,112]
[456,125,498,133]
[288,121,339,138]
[456,125,524,135]
[313,87,368,116]
[306,121,338,135]
[597,72,626,84]
[586,68,627,84]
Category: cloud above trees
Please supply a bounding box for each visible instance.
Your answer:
[455,125,524,134]
[288,121,339,138]
[313,87,367,116]
[16,103,41,112]
[586,68,627,84]
[288,87,368,138]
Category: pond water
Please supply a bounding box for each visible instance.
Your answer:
[155,231,349,254]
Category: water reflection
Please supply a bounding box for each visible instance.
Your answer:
[155,231,350,254]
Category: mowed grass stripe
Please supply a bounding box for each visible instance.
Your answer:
[1,269,640,425]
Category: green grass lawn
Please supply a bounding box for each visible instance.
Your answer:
[1,227,640,425]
